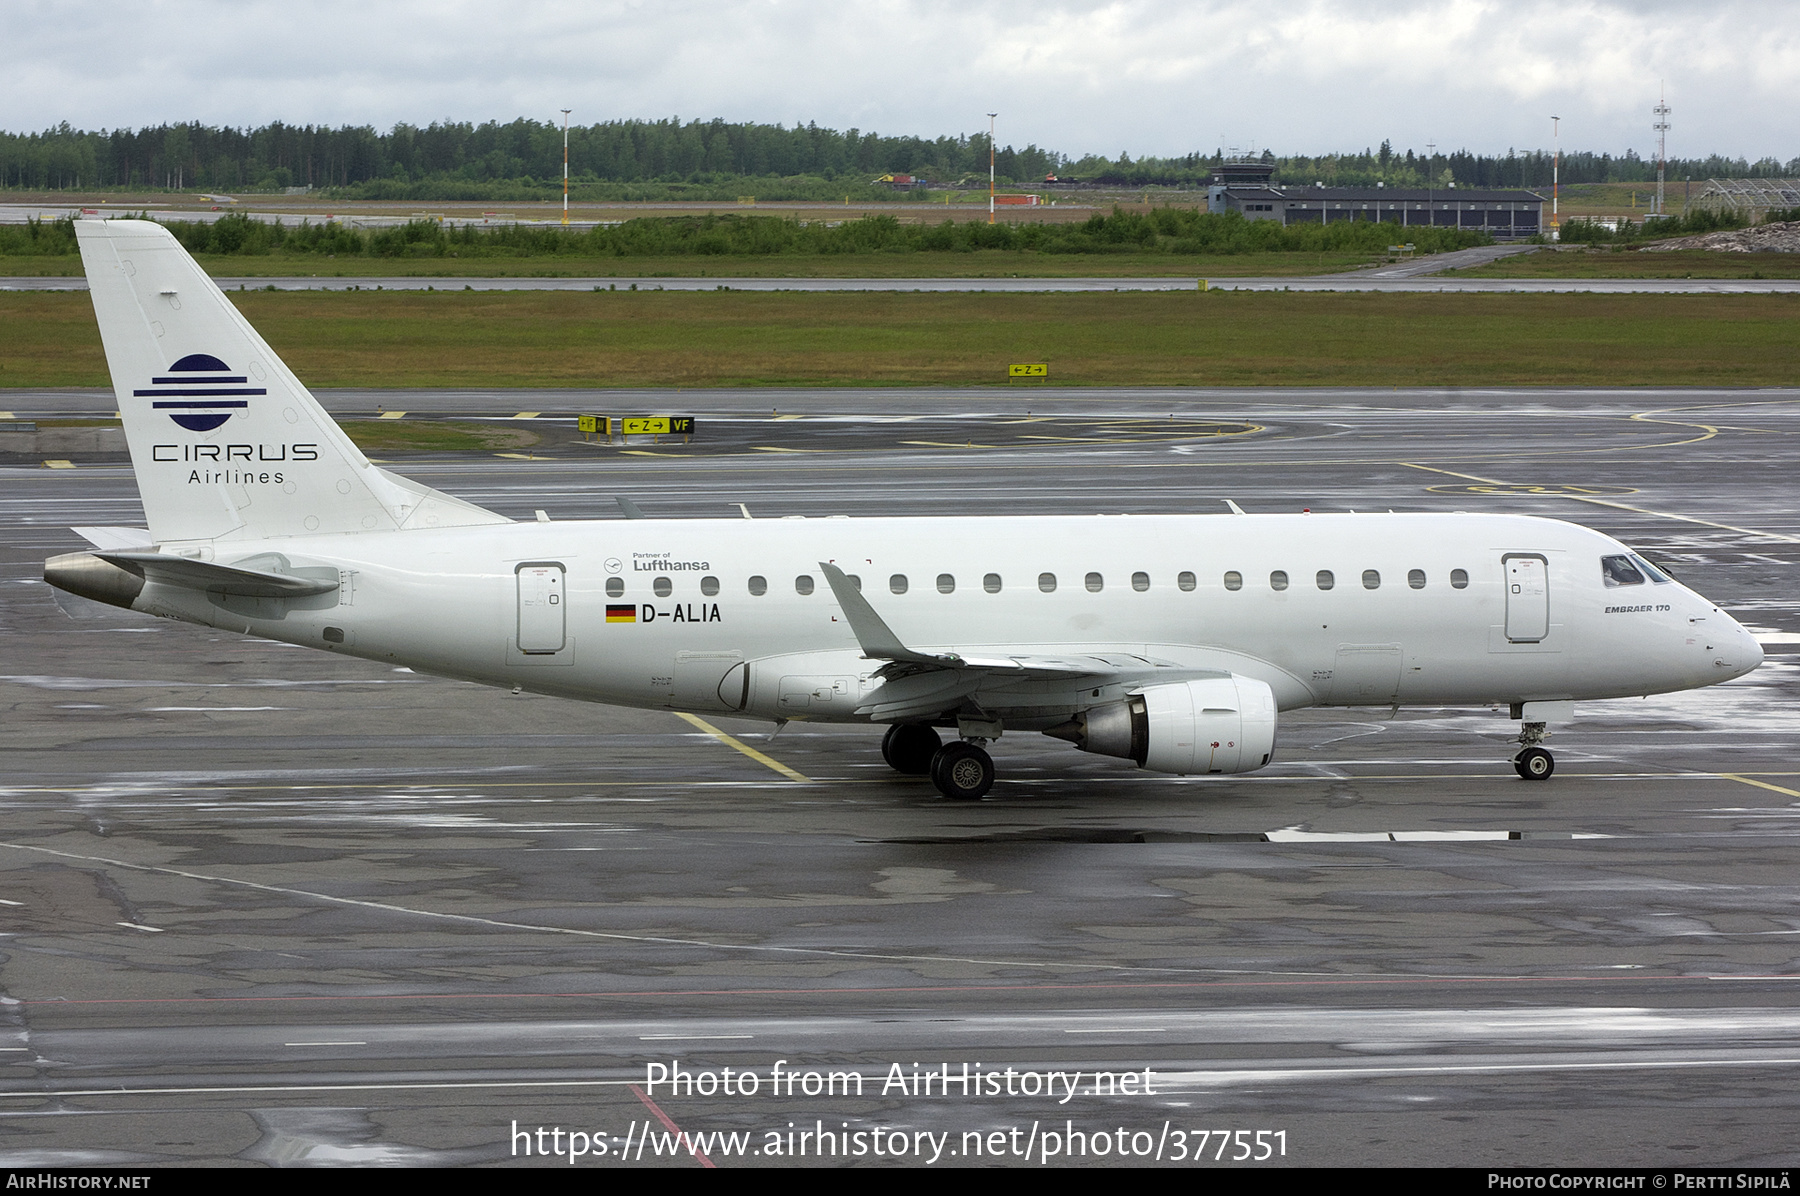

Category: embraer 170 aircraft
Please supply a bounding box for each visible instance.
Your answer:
[45,220,1764,799]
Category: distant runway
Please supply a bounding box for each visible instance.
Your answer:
[3,387,1799,1166]
[10,273,1800,294]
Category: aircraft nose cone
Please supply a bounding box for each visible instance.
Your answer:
[1741,626,1766,675]
[1718,618,1764,680]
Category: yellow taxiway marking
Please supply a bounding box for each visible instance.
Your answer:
[0,412,13,419]
[512,411,541,419]
[1401,463,1800,545]
[42,460,74,469]
[493,452,537,460]
[751,446,822,453]
[621,450,691,457]
[900,440,998,449]
[674,712,811,783]
[1718,774,1800,799]
[377,411,406,420]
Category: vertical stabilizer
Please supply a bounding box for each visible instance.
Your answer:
[76,219,508,545]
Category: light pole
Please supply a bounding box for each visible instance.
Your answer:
[987,112,997,225]
[1551,115,1560,232]
[1426,140,1435,223]
[561,109,572,226]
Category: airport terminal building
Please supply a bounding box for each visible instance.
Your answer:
[1208,162,1546,239]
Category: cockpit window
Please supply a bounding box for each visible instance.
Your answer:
[1601,554,1645,587]
[1629,553,1673,583]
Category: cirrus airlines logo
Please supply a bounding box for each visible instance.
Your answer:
[134,353,267,432]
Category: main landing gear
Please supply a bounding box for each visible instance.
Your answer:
[930,741,995,801]
[880,723,995,800]
[1512,721,1555,781]
[880,723,940,775]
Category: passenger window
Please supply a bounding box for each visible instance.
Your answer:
[1601,554,1646,587]
[983,573,1002,593]
[1450,569,1469,589]
[1408,569,1426,590]
[1131,571,1150,592]
[1316,570,1335,590]
[937,573,955,594]
[846,574,861,590]
[1085,572,1104,593]
[748,575,767,596]
[1223,571,1242,591]
[795,574,815,595]
[1362,569,1380,590]
[1270,570,1289,591]
[1178,571,1197,591]
[1038,572,1057,593]
[700,575,719,596]
[653,577,672,598]
[606,577,624,597]
[890,574,908,595]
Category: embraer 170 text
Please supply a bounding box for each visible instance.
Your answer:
[45,220,1763,798]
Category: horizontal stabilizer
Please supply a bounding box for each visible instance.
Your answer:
[97,551,339,598]
[73,526,155,551]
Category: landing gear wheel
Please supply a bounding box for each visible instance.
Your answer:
[930,741,995,800]
[881,723,941,776]
[1513,746,1555,781]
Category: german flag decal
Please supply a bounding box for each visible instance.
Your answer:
[605,604,636,623]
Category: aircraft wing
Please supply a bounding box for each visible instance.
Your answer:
[816,562,1224,721]
[819,561,1100,679]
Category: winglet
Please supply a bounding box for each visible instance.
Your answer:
[817,562,959,667]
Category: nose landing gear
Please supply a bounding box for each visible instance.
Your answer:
[1512,721,1554,780]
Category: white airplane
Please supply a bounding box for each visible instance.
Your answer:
[45,219,1764,799]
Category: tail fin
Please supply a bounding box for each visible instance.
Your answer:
[76,219,509,546]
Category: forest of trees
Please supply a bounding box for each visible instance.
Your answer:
[3,117,1795,198]
[0,209,1493,259]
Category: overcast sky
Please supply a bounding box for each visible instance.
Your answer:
[10,1,1796,161]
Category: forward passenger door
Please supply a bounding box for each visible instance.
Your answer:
[1503,554,1549,643]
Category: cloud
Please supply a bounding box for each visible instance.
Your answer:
[6,0,1796,159]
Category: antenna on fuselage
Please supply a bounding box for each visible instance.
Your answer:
[1223,499,1247,515]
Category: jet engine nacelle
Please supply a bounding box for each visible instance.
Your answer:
[1046,675,1278,775]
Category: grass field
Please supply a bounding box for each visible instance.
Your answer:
[0,249,1381,279]
[1550,182,1710,222]
[5,289,1797,389]
[1449,249,1800,279]
[337,420,542,453]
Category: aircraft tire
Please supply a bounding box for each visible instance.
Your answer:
[881,723,941,775]
[930,741,995,800]
[1514,747,1555,781]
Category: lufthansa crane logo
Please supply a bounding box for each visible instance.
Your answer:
[134,353,267,432]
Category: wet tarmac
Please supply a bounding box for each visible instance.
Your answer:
[2,388,1798,1167]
